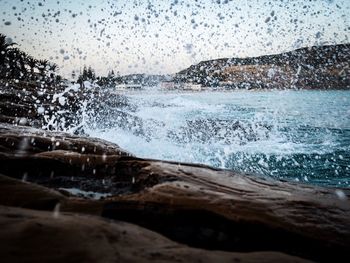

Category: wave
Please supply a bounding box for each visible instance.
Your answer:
[45,85,350,188]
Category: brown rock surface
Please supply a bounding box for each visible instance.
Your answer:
[0,123,134,194]
[0,205,311,263]
[0,174,106,215]
[104,160,350,261]
[1,123,350,262]
[0,174,65,210]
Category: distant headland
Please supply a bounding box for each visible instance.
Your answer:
[99,43,350,90]
[174,44,350,90]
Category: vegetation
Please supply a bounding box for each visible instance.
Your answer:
[0,33,60,84]
[77,66,96,83]
[175,43,350,89]
[1,33,163,89]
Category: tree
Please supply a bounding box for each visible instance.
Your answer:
[48,63,58,83]
[0,34,17,77]
[0,33,64,84]
[78,65,96,83]
[27,56,38,80]
[0,33,16,65]
[38,59,50,80]
[82,66,88,79]
[6,48,22,79]
[87,66,96,80]
[107,69,115,78]
[18,51,28,79]
[49,63,58,72]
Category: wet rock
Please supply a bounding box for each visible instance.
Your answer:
[0,79,133,133]
[104,160,350,262]
[0,79,68,128]
[0,205,310,263]
[0,123,349,261]
[0,123,134,195]
[0,173,105,215]
[0,173,64,210]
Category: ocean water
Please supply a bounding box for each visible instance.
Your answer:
[85,89,350,188]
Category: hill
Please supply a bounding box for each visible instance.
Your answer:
[175,44,350,89]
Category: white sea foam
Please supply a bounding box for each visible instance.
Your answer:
[57,86,350,187]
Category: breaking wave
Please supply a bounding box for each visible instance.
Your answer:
[53,86,350,187]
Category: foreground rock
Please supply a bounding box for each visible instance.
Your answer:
[0,123,135,194]
[1,123,350,262]
[0,205,309,263]
[0,79,151,138]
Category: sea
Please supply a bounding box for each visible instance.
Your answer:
[84,88,350,188]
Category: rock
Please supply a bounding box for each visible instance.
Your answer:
[0,79,68,128]
[0,79,134,133]
[103,159,350,262]
[0,174,105,215]
[0,173,65,210]
[0,123,134,195]
[0,123,349,261]
[0,205,311,263]
[0,122,130,156]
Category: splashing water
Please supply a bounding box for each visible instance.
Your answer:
[78,88,350,188]
[53,203,60,219]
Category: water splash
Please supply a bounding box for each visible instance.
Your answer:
[53,203,60,219]
[22,172,28,182]
[335,189,347,200]
[45,85,350,188]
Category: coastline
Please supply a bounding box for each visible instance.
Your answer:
[0,80,350,262]
[113,86,350,95]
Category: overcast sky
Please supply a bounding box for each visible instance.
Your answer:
[0,0,349,77]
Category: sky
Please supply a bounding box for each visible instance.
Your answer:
[0,0,349,78]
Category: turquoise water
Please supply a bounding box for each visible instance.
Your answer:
[87,89,350,188]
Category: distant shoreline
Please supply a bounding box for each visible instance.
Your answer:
[112,86,350,94]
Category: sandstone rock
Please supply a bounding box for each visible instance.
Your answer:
[0,174,106,215]
[0,173,64,210]
[0,123,134,195]
[0,123,349,261]
[103,159,350,262]
[0,205,311,263]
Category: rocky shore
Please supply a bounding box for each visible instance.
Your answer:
[1,80,350,262]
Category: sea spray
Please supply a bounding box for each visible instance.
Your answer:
[45,85,350,188]
[53,203,60,219]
